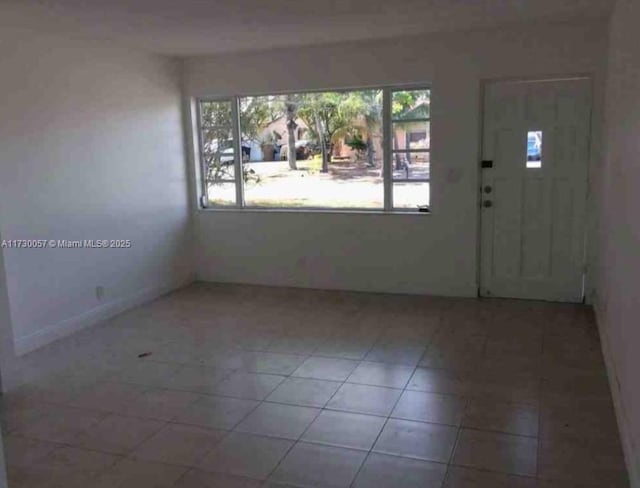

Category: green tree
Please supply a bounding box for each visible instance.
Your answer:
[240,96,280,140]
[298,92,354,173]
[342,90,382,168]
[201,100,263,192]
[200,101,234,184]
[283,95,300,170]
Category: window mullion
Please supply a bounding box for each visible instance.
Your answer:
[231,97,244,207]
[382,88,392,211]
[195,100,209,207]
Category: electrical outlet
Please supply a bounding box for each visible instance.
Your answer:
[95,286,105,301]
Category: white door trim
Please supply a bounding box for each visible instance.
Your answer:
[478,76,592,302]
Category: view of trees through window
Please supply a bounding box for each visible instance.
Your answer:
[198,87,430,210]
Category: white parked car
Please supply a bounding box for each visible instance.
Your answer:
[219,145,251,165]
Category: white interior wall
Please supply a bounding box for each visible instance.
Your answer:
[183,21,607,297]
[0,231,16,391]
[597,0,640,483]
[0,10,194,356]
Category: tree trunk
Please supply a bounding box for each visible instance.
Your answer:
[405,132,411,165]
[286,102,297,170]
[286,124,297,170]
[321,138,331,173]
[312,111,329,173]
[366,135,374,167]
[393,133,402,170]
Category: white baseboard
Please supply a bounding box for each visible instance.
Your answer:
[14,276,194,356]
[594,304,640,488]
[194,274,479,298]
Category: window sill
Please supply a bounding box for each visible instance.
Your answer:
[196,206,431,216]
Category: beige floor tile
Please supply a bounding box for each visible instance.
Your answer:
[537,480,628,488]
[213,372,285,400]
[452,429,538,477]
[269,442,366,487]
[70,414,165,454]
[198,432,292,480]
[429,331,487,353]
[480,354,542,379]
[354,453,447,488]
[443,466,537,487]
[365,344,426,366]
[164,365,231,394]
[107,361,182,388]
[292,357,359,381]
[347,361,414,388]
[4,284,626,488]
[200,351,248,370]
[542,340,605,371]
[392,390,467,426]
[92,458,187,488]
[312,340,372,360]
[173,395,259,430]
[420,348,485,372]
[541,367,611,399]
[265,377,341,407]
[467,375,541,406]
[237,352,307,375]
[538,437,629,486]
[0,397,50,433]
[234,402,319,440]
[122,388,200,421]
[485,336,543,357]
[3,381,89,411]
[301,410,386,450]
[132,423,226,466]
[376,323,438,346]
[13,405,107,443]
[266,336,322,355]
[539,401,620,442]
[18,446,120,488]
[373,418,458,462]
[74,382,148,413]
[174,469,262,487]
[407,367,472,396]
[462,400,539,437]
[4,435,59,467]
[327,383,402,416]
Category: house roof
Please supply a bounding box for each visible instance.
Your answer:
[395,101,430,121]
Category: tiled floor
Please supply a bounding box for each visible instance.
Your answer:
[0,283,630,487]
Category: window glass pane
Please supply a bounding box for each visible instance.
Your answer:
[391,89,431,210]
[392,89,430,120]
[392,151,430,181]
[239,90,383,209]
[392,121,430,150]
[393,182,430,209]
[526,130,542,169]
[201,101,232,127]
[200,100,236,205]
[207,181,236,206]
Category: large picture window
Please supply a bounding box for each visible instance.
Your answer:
[196,87,430,212]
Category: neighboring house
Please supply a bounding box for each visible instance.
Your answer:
[259,116,309,151]
[392,101,430,152]
[255,100,429,166]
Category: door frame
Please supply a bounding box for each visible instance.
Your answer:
[476,74,595,302]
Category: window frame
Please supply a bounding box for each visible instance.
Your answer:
[196,96,240,208]
[389,88,432,213]
[194,84,431,213]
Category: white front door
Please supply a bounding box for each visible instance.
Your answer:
[480,78,592,302]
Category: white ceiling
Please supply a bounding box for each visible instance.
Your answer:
[6,0,614,55]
